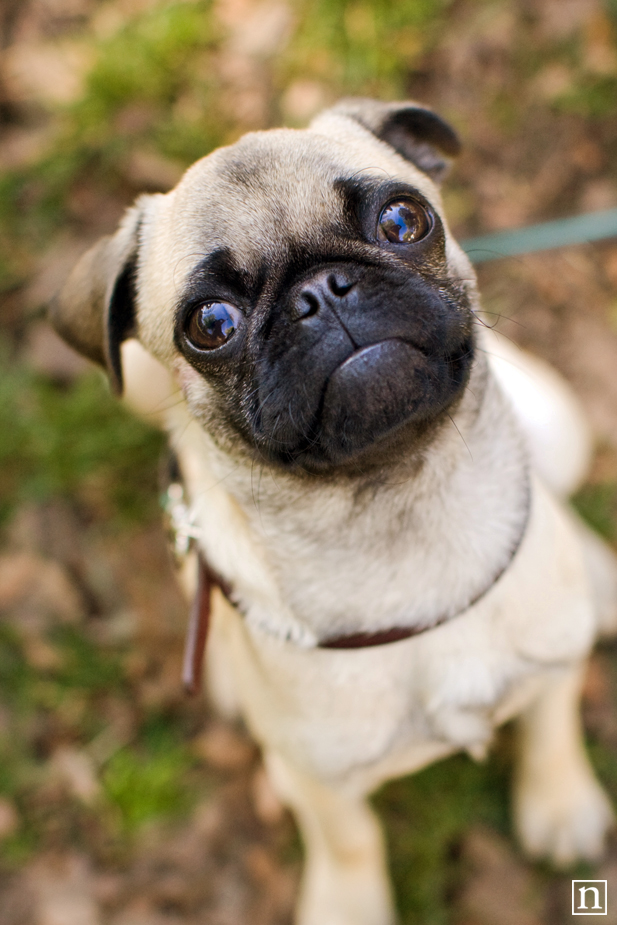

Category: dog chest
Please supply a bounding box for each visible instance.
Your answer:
[208,478,595,785]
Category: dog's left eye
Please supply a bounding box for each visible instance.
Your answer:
[186,302,240,350]
[377,199,432,245]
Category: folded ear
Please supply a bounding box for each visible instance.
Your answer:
[49,198,148,394]
[319,98,461,182]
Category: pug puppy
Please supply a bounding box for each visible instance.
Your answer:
[52,99,617,925]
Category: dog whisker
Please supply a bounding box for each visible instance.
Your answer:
[446,412,473,462]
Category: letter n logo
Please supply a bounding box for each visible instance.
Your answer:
[572,880,607,915]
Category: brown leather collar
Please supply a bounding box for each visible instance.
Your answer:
[182,496,529,694]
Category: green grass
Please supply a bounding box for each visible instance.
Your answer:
[573,482,617,543]
[553,74,617,118]
[375,746,511,924]
[72,0,225,166]
[50,626,125,693]
[0,620,201,857]
[102,716,198,833]
[0,622,126,760]
[0,625,38,714]
[279,0,452,98]
[0,349,165,527]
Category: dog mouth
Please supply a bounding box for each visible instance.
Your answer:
[262,334,474,471]
[318,337,472,462]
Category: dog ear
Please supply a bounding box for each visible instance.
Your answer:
[50,199,147,394]
[322,98,461,182]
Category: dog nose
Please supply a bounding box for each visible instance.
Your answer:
[292,269,356,321]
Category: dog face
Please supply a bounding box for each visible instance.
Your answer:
[52,99,478,474]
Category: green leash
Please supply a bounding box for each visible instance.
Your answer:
[461,207,617,263]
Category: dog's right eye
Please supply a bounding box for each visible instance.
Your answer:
[186,302,240,350]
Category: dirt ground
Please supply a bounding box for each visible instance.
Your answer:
[3,1,617,923]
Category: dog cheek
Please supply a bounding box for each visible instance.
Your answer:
[172,357,235,440]
[173,357,204,401]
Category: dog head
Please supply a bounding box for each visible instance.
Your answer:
[52,99,478,474]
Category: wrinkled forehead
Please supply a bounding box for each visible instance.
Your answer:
[135,125,445,360]
[166,126,439,268]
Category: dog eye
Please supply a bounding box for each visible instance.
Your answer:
[186,302,240,350]
[377,200,432,245]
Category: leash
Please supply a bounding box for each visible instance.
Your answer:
[461,206,617,263]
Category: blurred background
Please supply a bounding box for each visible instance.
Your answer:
[2,0,617,922]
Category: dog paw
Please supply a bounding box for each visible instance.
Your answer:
[514,766,614,867]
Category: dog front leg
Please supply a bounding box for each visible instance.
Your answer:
[264,751,396,925]
[513,662,614,866]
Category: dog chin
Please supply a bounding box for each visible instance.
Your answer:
[252,335,475,473]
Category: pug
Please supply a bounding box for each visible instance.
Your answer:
[52,98,617,925]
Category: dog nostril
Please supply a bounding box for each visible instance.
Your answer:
[296,292,320,320]
[327,273,354,297]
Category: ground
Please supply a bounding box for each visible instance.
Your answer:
[3,0,617,922]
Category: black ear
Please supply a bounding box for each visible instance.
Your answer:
[49,200,146,394]
[323,98,461,182]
